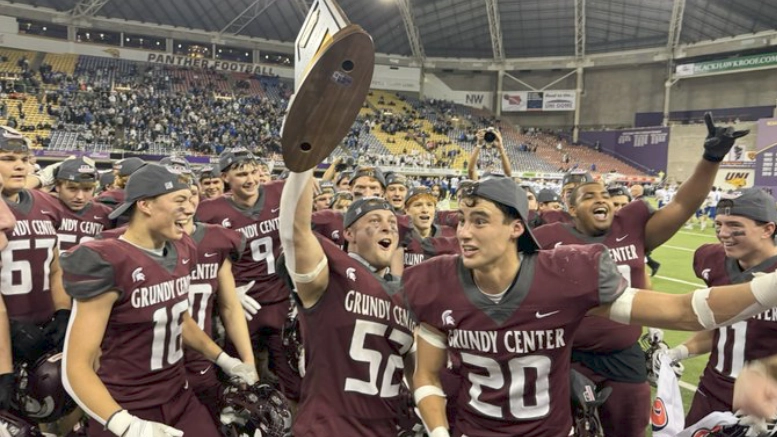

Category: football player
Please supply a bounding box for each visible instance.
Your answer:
[198,165,224,200]
[530,114,747,437]
[401,186,457,268]
[350,166,385,199]
[60,164,256,437]
[536,189,563,213]
[661,188,777,424]
[312,181,335,212]
[0,173,15,412]
[180,180,255,423]
[607,185,632,212]
[405,176,777,437]
[330,191,353,213]
[94,157,145,208]
[97,171,116,195]
[0,127,70,355]
[279,168,412,436]
[384,172,408,213]
[54,158,114,252]
[197,149,300,403]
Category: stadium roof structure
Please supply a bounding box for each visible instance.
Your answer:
[2,0,777,68]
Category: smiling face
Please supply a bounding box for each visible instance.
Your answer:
[222,163,259,202]
[200,176,224,199]
[385,183,408,210]
[456,197,523,270]
[715,214,776,265]
[569,182,614,236]
[344,209,399,270]
[134,188,196,243]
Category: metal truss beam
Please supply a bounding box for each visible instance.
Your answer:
[396,0,425,62]
[291,0,310,20]
[485,0,504,61]
[70,0,111,18]
[667,0,686,55]
[574,0,586,59]
[220,0,278,36]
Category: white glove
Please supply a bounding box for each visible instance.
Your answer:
[107,410,184,437]
[216,352,259,385]
[35,161,65,187]
[667,344,690,363]
[234,280,260,321]
[652,346,685,377]
[647,328,664,343]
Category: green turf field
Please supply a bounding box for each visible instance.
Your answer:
[647,225,720,433]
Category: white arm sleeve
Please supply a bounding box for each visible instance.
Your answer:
[278,169,314,278]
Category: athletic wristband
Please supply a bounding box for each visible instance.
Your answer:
[609,287,637,324]
[668,344,690,362]
[105,409,132,436]
[289,256,328,284]
[414,385,446,404]
[750,271,777,309]
[418,324,448,349]
[691,288,716,329]
[430,427,450,437]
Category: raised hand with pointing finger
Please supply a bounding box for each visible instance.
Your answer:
[702,112,749,163]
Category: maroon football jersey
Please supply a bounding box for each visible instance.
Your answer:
[403,246,627,437]
[435,209,459,228]
[196,181,287,303]
[311,209,346,248]
[184,223,245,371]
[56,201,114,252]
[402,226,458,267]
[537,209,574,226]
[692,243,777,409]
[293,236,416,437]
[60,235,197,409]
[95,188,124,207]
[1,189,63,325]
[532,200,653,352]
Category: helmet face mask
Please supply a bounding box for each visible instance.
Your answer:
[0,410,44,437]
[220,383,293,437]
[13,353,77,424]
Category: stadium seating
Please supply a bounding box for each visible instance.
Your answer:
[0,48,35,74]
[0,48,652,176]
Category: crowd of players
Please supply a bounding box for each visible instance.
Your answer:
[1,113,777,437]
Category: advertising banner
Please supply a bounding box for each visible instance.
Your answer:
[676,52,777,77]
[714,168,755,190]
[542,90,576,111]
[754,118,777,188]
[502,90,575,112]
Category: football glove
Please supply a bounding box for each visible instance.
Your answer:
[234,281,260,321]
[641,332,685,386]
[106,410,184,437]
[215,352,259,386]
[43,309,71,350]
[703,112,749,163]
